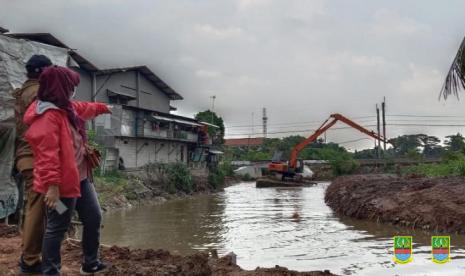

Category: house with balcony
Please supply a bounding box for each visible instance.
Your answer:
[4,31,211,170]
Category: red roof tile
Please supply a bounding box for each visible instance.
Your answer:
[225,137,264,146]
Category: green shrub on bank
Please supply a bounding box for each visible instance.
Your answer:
[241,173,253,181]
[164,163,194,193]
[330,155,360,176]
[208,167,225,189]
[94,172,145,205]
[144,163,194,194]
[219,161,235,177]
[403,158,465,177]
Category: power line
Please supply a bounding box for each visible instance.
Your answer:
[387,114,465,118]
[227,117,377,129]
[335,138,373,145]
[226,124,378,136]
[226,114,465,127]
[226,123,465,137]
[227,119,465,131]
[388,123,465,127]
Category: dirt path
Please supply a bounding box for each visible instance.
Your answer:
[0,225,335,276]
[325,174,465,233]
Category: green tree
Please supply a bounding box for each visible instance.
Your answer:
[388,135,422,156]
[195,110,225,144]
[445,133,465,152]
[418,134,443,157]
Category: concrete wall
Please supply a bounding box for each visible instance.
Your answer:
[115,137,188,169]
[74,67,93,102]
[139,76,170,112]
[92,70,171,113]
[93,71,135,103]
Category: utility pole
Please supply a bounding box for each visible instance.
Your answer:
[262,107,268,138]
[382,97,386,152]
[376,104,381,159]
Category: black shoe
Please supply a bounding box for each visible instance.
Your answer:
[19,256,42,274]
[80,261,109,275]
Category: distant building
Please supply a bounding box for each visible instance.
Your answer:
[224,137,265,148]
[4,31,212,170]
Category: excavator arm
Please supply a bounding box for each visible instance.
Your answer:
[288,113,386,169]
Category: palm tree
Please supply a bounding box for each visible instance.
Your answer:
[440,37,465,100]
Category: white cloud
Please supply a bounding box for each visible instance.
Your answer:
[195,70,222,78]
[399,63,442,98]
[237,0,271,10]
[194,24,243,39]
[371,9,431,36]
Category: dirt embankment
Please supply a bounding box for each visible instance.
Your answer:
[95,174,243,212]
[0,225,335,276]
[325,174,465,233]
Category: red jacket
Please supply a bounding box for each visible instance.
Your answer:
[24,101,110,198]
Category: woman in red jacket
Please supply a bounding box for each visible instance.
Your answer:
[24,66,110,275]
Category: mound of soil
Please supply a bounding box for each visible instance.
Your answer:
[0,224,335,275]
[325,174,465,233]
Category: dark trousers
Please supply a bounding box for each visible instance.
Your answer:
[42,179,102,276]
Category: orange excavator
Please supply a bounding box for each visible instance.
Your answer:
[268,113,387,180]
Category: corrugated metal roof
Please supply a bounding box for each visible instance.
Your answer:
[200,121,220,128]
[107,89,136,100]
[123,104,198,122]
[97,66,183,100]
[8,33,69,48]
[152,115,202,127]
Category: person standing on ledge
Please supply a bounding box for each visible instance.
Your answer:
[13,54,52,274]
[23,66,111,275]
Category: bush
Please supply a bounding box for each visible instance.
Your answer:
[219,161,234,177]
[442,151,465,162]
[406,149,423,161]
[454,162,465,176]
[330,155,359,176]
[165,163,193,193]
[144,163,193,194]
[241,173,253,181]
[208,167,225,189]
[403,158,465,177]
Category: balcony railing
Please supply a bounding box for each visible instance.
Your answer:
[142,127,198,142]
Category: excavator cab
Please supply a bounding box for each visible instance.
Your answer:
[295,159,304,174]
[271,151,284,163]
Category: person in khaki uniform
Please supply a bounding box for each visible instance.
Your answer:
[13,55,52,274]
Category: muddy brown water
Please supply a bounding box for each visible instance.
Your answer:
[101,182,465,275]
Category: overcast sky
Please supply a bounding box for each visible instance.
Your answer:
[2,0,465,150]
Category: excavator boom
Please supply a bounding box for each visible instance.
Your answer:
[270,113,387,176]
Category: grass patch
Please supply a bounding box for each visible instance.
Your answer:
[403,159,465,177]
[94,171,146,206]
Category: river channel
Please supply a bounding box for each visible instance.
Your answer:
[101,182,465,275]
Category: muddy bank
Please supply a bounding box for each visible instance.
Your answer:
[325,174,465,233]
[0,225,335,275]
[95,174,242,212]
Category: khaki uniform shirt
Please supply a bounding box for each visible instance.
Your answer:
[13,79,39,172]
